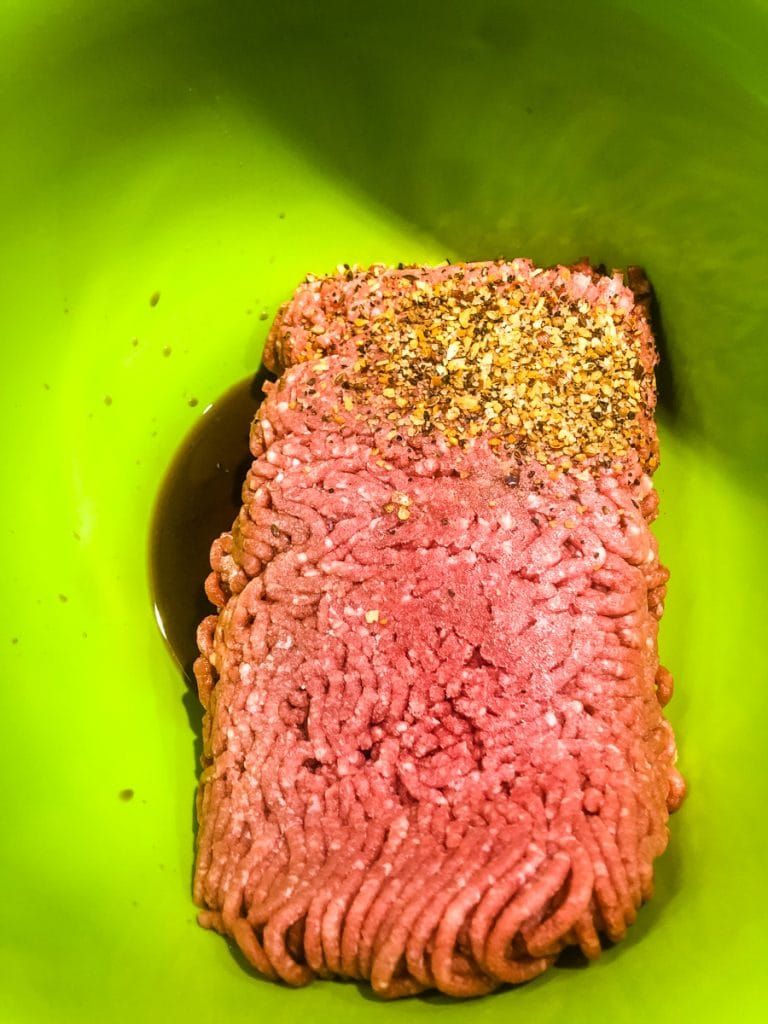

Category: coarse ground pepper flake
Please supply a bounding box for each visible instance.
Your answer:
[267,259,659,475]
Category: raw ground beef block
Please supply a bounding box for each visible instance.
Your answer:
[193,259,685,998]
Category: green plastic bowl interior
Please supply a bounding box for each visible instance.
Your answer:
[2,1,767,1021]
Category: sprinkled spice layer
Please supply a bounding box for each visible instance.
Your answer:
[358,278,651,464]
[266,260,659,475]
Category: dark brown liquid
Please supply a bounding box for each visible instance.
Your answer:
[149,369,273,682]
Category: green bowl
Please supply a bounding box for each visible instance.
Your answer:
[3,1,767,1021]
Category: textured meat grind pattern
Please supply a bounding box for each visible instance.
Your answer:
[193,259,685,998]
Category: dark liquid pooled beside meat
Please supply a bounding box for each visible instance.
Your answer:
[149,372,270,681]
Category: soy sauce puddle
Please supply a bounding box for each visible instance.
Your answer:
[149,368,274,682]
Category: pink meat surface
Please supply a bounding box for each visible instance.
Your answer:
[193,259,684,997]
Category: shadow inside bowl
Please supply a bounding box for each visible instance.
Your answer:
[26,0,768,497]
[129,0,768,496]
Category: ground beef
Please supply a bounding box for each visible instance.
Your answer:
[192,259,684,998]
